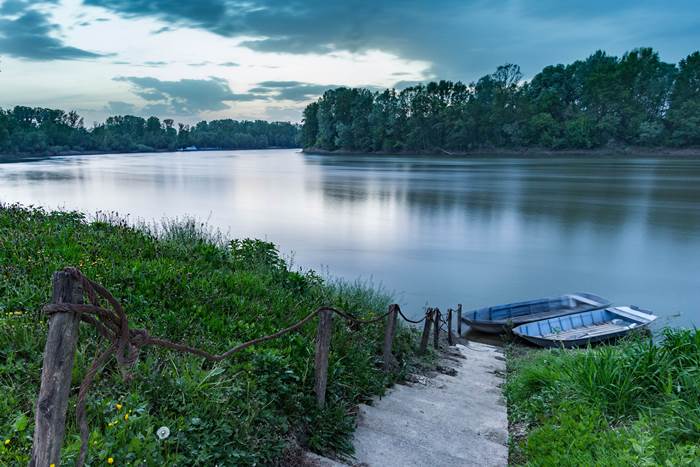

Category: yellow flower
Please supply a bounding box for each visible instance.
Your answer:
[115,403,123,411]
[124,413,129,421]
[50,464,55,467]
[4,439,9,445]
[107,457,114,464]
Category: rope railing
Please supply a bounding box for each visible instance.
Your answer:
[30,267,447,467]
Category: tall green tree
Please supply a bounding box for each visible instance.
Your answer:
[668,52,700,146]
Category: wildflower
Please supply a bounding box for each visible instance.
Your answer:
[50,464,55,467]
[156,426,170,440]
[115,403,123,411]
[124,413,129,421]
[4,439,10,445]
[107,457,114,464]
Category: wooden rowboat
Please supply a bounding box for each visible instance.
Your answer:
[513,306,658,348]
[461,293,610,334]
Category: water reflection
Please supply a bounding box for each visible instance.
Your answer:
[1,150,699,328]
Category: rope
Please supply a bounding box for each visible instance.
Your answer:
[41,267,406,467]
[397,307,428,324]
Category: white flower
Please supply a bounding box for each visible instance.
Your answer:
[156,426,170,440]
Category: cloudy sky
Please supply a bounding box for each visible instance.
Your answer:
[0,0,698,124]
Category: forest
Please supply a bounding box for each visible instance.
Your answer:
[301,48,700,152]
[0,108,300,156]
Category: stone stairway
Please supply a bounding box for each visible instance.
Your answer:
[305,342,508,467]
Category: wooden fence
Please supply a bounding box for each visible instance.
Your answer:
[29,268,461,466]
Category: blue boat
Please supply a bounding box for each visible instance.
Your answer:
[513,306,658,348]
[461,293,610,334]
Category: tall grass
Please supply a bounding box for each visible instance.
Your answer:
[0,203,421,465]
[506,330,700,465]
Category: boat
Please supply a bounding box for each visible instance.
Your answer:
[461,293,610,334]
[513,306,658,348]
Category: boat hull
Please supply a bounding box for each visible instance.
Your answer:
[513,306,657,348]
[461,293,610,334]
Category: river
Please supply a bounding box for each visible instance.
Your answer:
[1,149,699,328]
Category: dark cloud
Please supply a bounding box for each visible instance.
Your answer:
[219,61,240,67]
[188,61,211,67]
[0,0,57,15]
[250,81,336,101]
[143,60,169,66]
[0,1,105,60]
[114,76,260,115]
[84,0,700,79]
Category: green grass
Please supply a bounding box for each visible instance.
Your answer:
[0,203,422,466]
[505,331,700,466]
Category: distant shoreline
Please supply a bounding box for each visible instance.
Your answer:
[0,147,301,163]
[302,146,700,157]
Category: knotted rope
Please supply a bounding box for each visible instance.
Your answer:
[42,267,397,467]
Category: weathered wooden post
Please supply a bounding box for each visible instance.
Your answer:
[457,304,463,336]
[314,308,333,408]
[447,308,454,346]
[383,304,399,372]
[418,308,433,354]
[30,271,83,467]
[433,308,441,349]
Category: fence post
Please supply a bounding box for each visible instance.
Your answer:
[433,308,441,349]
[418,308,433,354]
[383,304,399,372]
[457,304,463,336]
[30,271,83,467]
[447,308,454,346]
[314,308,333,408]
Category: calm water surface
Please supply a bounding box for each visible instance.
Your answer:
[1,149,699,328]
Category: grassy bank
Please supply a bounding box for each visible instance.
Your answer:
[0,204,421,465]
[506,331,700,465]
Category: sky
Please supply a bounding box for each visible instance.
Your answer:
[0,0,698,124]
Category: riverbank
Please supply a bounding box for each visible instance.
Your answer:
[0,146,301,163]
[303,146,700,157]
[505,331,700,465]
[0,203,423,465]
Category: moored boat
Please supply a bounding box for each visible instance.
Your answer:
[461,293,610,334]
[513,306,658,348]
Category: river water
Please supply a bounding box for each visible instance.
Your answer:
[1,149,699,328]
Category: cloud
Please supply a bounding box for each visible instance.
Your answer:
[219,61,240,67]
[250,81,336,102]
[84,0,700,80]
[394,80,424,90]
[152,25,172,34]
[265,105,305,122]
[143,60,169,66]
[114,76,261,115]
[103,100,137,115]
[188,61,211,67]
[0,2,106,60]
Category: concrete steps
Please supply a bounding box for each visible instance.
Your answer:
[305,342,508,467]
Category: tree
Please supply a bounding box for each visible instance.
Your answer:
[668,52,700,146]
[301,102,319,148]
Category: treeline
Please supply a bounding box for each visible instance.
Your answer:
[0,107,300,155]
[302,48,700,152]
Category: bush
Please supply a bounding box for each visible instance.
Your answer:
[0,203,419,465]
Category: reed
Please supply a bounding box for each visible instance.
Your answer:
[506,330,700,465]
